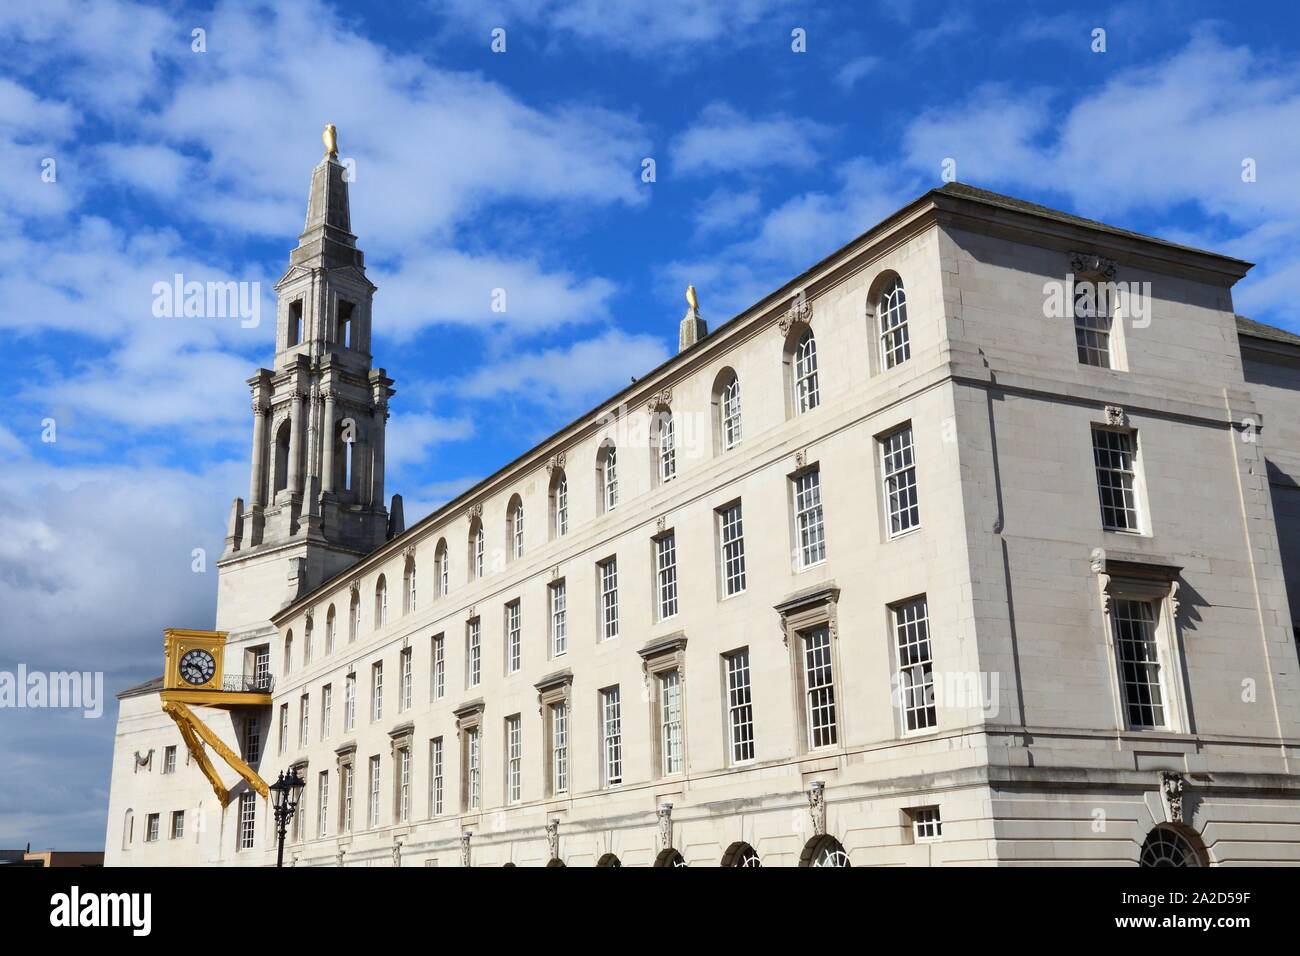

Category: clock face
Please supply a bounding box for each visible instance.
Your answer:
[178,649,217,686]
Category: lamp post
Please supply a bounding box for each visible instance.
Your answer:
[269,767,307,868]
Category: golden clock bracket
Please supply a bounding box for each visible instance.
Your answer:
[162,700,269,807]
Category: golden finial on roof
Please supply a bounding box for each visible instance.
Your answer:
[685,284,698,313]
[323,123,338,158]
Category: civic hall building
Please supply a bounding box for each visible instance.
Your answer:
[104,132,1300,867]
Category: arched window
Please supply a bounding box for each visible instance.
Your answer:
[507,495,524,560]
[435,538,449,596]
[653,848,688,867]
[799,834,850,867]
[596,852,622,868]
[335,418,358,494]
[325,605,336,655]
[721,841,762,867]
[374,575,388,628]
[349,590,360,643]
[598,442,618,513]
[403,555,417,614]
[468,518,485,579]
[303,618,313,666]
[283,630,294,675]
[546,857,566,868]
[122,809,134,849]
[791,328,820,414]
[712,368,742,453]
[1139,826,1205,867]
[549,469,568,539]
[272,418,292,495]
[655,409,676,484]
[877,275,910,369]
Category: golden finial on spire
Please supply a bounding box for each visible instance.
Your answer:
[323,123,338,158]
[685,284,698,313]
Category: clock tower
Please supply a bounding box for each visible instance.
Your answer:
[216,126,401,638]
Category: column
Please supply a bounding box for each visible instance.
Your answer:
[248,399,268,508]
[287,389,304,497]
[321,390,337,494]
[371,406,387,508]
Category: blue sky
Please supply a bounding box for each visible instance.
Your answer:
[3,0,1300,849]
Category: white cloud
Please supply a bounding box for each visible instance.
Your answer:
[385,412,476,470]
[836,55,881,91]
[671,102,833,176]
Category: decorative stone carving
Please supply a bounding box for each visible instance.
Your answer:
[133,749,153,773]
[1069,251,1118,280]
[470,503,483,519]
[1170,581,1181,618]
[303,608,314,630]
[336,849,345,867]
[392,839,403,868]
[547,452,566,475]
[348,578,360,597]
[251,398,269,416]
[460,829,472,868]
[546,818,560,861]
[657,802,673,850]
[778,289,812,335]
[402,543,416,562]
[795,449,807,470]
[1161,771,1185,823]
[1104,405,1127,427]
[656,515,666,535]
[645,386,672,414]
[808,780,827,836]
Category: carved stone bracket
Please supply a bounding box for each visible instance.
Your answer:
[645,386,672,414]
[657,802,673,851]
[469,503,483,519]
[655,515,666,535]
[809,780,827,836]
[460,830,472,868]
[402,543,416,562]
[392,838,403,868]
[1161,771,1185,824]
[794,448,807,470]
[1103,404,1127,427]
[133,749,154,773]
[348,578,360,597]
[1069,251,1118,280]
[547,452,566,475]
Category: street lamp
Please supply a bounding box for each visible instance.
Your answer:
[269,767,307,868]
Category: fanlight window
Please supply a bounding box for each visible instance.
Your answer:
[878,276,910,369]
[1139,826,1204,867]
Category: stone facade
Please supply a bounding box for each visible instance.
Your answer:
[103,162,1300,866]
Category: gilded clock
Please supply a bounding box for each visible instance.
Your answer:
[178,648,217,686]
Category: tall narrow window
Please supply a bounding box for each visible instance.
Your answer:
[337,300,355,349]
[601,443,618,512]
[506,600,522,674]
[344,673,356,732]
[303,623,312,666]
[163,745,176,774]
[245,715,262,764]
[368,755,382,828]
[601,687,622,787]
[253,646,271,691]
[878,276,910,369]
[397,747,411,822]
[660,670,683,776]
[882,426,919,536]
[325,606,336,655]
[238,792,256,850]
[288,299,303,346]
[404,557,417,614]
[350,592,361,643]
[299,693,309,747]
[550,581,568,657]
[284,631,293,675]
[1074,278,1113,367]
[431,635,445,700]
[317,771,329,838]
[436,539,449,597]
[146,813,160,843]
[429,737,444,816]
[370,661,383,722]
[552,473,568,537]
[278,703,289,755]
[657,410,676,483]
[599,557,619,641]
[550,702,569,795]
[894,597,936,732]
[719,502,747,596]
[320,685,332,741]
[509,496,525,560]
[467,619,481,687]
[375,576,388,629]
[400,647,413,711]
[170,811,185,840]
[506,715,522,804]
[340,763,353,834]
[794,469,826,567]
[467,727,481,810]
[1093,427,1140,532]
[1113,599,1166,729]
[473,524,485,579]
[719,372,742,450]
[803,626,837,749]
[793,329,820,414]
[656,532,678,620]
[725,649,755,764]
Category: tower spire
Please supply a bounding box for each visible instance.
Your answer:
[295,124,359,271]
